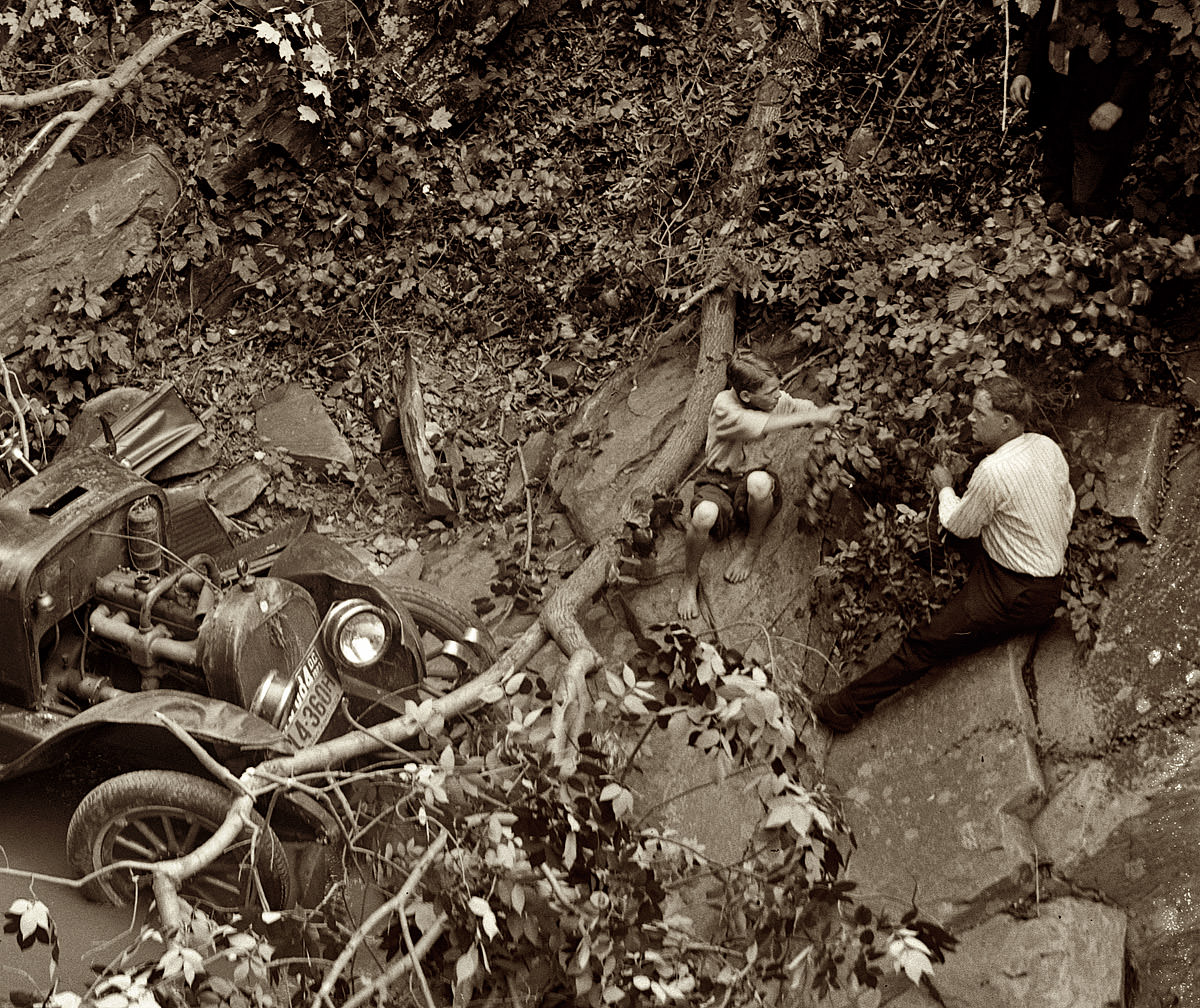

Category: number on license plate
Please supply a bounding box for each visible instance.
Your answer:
[282,645,343,746]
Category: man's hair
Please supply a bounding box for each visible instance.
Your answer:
[727,351,780,395]
[981,376,1034,428]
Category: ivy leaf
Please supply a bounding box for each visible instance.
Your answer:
[302,78,332,107]
[430,107,453,131]
[297,105,319,123]
[17,898,50,942]
[455,944,479,987]
[1153,3,1194,36]
[254,21,282,45]
[946,285,976,312]
[468,896,499,939]
[302,42,334,75]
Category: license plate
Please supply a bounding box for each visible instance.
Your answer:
[281,643,343,747]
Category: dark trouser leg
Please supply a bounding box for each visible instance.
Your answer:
[1072,116,1144,219]
[816,556,1062,730]
[1036,74,1073,207]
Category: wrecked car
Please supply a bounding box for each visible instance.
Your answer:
[0,437,495,911]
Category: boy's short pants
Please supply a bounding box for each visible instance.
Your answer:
[691,468,783,541]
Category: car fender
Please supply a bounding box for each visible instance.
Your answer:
[0,689,295,783]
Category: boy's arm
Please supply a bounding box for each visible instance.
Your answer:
[759,403,841,434]
[712,393,841,440]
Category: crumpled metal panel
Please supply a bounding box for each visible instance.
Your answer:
[93,383,204,475]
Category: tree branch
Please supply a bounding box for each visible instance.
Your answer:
[312,829,449,1008]
[0,78,103,110]
[0,19,197,231]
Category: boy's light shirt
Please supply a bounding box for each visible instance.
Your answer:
[704,389,815,473]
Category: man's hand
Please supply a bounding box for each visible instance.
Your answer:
[929,463,954,492]
[1089,101,1123,131]
[1009,74,1033,108]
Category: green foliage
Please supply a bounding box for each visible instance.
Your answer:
[812,502,964,668]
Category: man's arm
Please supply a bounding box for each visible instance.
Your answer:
[932,463,998,538]
[1010,0,1054,107]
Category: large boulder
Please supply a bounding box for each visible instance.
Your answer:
[928,897,1127,1008]
[1031,438,1200,1005]
[0,145,179,354]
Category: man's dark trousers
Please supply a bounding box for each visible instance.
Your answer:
[817,551,1063,730]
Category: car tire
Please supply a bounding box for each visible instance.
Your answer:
[384,581,499,680]
[66,769,292,911]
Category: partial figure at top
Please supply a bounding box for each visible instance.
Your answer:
[1009,0,1161,219]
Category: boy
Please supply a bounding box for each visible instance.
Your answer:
[677,350,841,620]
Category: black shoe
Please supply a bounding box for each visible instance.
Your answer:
[812,695,859,734]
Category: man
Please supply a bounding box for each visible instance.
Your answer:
[1009,0,1159,218]
[813,376,1075,733]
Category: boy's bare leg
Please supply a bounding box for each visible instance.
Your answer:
[726,474,774,583]
[679,501,719,619]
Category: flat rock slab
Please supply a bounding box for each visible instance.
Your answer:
[1067,401,1176,537]
[624,713,765,934]
[255,383,355,473]
[618,499,823,674]
[928,897,1125,1008]
[206,461,270,515]
[1033,439,1200,1008]
[1031,735,1200,1007]
[824,637,1044,923]
[550,337,694,543]
[0,146,179,353]
[398,527,500,610]
[1036,441,1200,763]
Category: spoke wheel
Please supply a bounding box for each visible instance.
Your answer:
[384,581,499,685]
[67,770,292,911]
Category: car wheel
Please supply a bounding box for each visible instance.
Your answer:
[385,581,498,683]
[66,769,292,911]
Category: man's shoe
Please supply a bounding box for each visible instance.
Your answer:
[812,694,859,735]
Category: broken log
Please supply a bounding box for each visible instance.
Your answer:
[393,340,458,519]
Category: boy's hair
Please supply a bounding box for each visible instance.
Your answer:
[727,351,780,395]
[981,375,1034,429]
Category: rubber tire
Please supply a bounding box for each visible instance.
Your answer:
[385,581,499,675]
[66,769,292,911]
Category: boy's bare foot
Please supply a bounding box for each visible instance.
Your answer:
[677,583,701,620]
[724,540,762,583]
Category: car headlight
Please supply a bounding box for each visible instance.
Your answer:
[323,599,392,670]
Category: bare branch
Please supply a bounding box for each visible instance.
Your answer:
[339,914,449,1008]
[313,829,450,1008]
[0,109,75,191]
[0,20,196,231]
[155,711,252,796]
[0,79,103,111]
